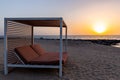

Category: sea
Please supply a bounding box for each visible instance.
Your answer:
[1,35,120,47]
[35,35,120,48]
[0,35,120,40]
[35,35,120,40]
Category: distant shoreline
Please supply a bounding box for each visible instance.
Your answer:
[38,38,120,46]
[1,35,120,40]
[1,38,120,46]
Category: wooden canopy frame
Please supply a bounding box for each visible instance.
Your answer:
[4,17,68,77]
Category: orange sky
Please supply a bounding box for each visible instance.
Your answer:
[67,1,120,35]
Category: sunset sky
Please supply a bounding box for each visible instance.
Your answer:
[0,0,120,35]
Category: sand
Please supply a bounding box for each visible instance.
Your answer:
[0,39,120,80]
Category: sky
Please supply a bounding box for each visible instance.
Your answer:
[0,0,120,35]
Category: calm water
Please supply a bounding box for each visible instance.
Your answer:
[35,35,120,48]
[1,35,120,40]
[1,35,120,47]
[35,35,120,40]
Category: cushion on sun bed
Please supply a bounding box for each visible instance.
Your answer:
[30,52,68,65]
[15,45,39,63]
[30,44,45,55]
[15,44,68,65]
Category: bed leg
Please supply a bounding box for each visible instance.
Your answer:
[4,66,8,75]
[59,66,62,78]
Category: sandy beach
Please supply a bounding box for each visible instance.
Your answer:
[0,39,120,80]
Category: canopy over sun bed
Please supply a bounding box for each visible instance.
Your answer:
[4,17,68,77]
[6,17,67,27]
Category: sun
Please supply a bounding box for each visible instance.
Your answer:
[93,22,107,34]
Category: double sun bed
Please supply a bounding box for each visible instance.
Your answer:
[15,44,68,65]
[4,17,68,77]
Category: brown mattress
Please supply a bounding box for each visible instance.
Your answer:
[30,52,68,65]
[30,44,45,55]
[15,45,68,65]
[14,45,39,63]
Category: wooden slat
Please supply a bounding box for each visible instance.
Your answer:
[7,21,32,64]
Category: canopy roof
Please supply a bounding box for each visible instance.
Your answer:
[6,17,67,27]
